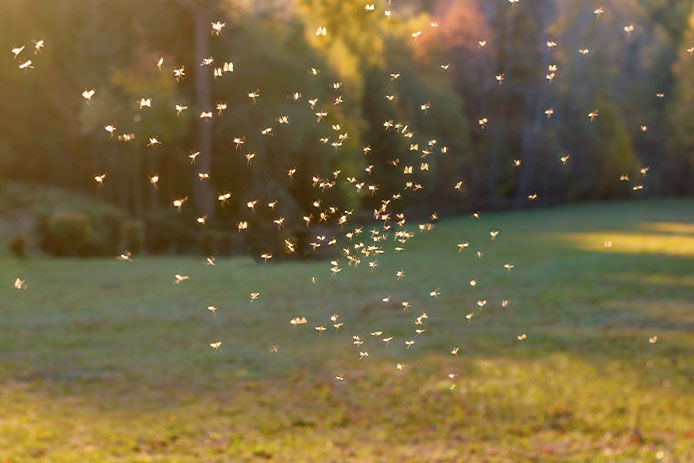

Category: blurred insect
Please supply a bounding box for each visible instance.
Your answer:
[13,278,27,290]
[517,334,527,341]
[210,341,222,350]
[94,174,106,187]
[113,250,132,262]
[217,192,231,206]
[172,197,188,212]
[81,89,95,103]
[173,66,185,81]
[290,316,307,326]
[173,274,189,284]
[211,21,226,35]
[624,25,634,39]
[11,46,25,58]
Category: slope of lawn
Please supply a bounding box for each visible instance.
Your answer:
[1,199,693,462]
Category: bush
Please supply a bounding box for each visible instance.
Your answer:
[7,234,27,257]
[120,219,146,254]
[39,213,93,256]
[145,212,197,254]
[198,230,244,256]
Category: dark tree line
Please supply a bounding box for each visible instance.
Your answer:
[1,0,693,254]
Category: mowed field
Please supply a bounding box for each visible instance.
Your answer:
[1,199,693,463]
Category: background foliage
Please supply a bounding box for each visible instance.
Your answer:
[1,0,693,255]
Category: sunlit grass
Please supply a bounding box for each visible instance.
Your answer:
[1,199,692,462]
[557,230,694,256]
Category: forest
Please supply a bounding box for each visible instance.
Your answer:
[3,2,694,462]
[2,0,693,256]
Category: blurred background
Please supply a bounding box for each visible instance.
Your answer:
[2,2,694,461]
[1,0,693,259]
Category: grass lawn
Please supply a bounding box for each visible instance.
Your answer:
[1,199,693,462]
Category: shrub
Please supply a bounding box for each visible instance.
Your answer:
[199,230,236,256]
[120,219,146,254]
[39,213,93,256]
[7,234,27,257]
[145,212,196,254]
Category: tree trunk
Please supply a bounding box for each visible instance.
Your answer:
[192,0,215,218]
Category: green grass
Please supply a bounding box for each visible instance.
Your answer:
[1,199,693,462]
